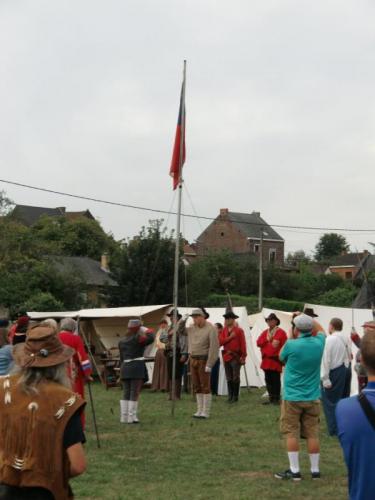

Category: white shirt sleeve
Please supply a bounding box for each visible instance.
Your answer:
[321,336,334,387]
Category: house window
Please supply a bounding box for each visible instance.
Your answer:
[345,271,352,280]
[220,232,224,236]
[269,248,276,263]
[254,244,260,253]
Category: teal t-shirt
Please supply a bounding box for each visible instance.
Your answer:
[280,332,325,401]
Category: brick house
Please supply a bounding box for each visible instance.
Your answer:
[325,251,369,281]
[195,209,284,266]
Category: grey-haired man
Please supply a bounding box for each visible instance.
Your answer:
[180,309,219,418]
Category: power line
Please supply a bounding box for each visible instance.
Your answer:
[1,177,375,234]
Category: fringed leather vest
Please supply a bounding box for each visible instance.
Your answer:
[0,374,85,500]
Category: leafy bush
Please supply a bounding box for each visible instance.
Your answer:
[22,292,65,313]
[205,293,303,314]
[316,286,357,307]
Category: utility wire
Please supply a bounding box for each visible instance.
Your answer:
[1,178,375,233]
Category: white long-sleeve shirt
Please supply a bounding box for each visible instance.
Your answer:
[321,331,350,387]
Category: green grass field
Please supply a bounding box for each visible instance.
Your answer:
[73,384,348,500]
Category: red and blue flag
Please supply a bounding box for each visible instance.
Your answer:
[169,82,186,190]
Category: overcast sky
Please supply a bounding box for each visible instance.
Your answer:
[1,0,375,256]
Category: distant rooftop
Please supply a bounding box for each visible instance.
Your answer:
[11,204,94,226]
[222,209,284,241]
[52,256,118,287]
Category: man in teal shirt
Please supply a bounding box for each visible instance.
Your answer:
[275,314,325,481]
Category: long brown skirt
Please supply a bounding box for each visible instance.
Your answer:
[151,349,169,391]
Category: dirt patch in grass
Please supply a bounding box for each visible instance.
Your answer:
[237,471,270,479]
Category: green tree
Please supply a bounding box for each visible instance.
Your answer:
[113,220,180,306]
[314,233,350,262]
[285,250,311,267]
[31,216,119,260]
[22,292,65,312]
[0,190,13,216]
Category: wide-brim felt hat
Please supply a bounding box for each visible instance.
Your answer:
[200,307,210,319]
[223,310,239,319]
[167,309,182,319]
[265,313,280,325]
[303,307,318,318]
[13,324,74,368]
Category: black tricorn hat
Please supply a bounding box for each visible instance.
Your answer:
[166,309,182,320]
[223,309,239,319]
[303,307,318,318]
[198,306,210,319]
[265,313,280,326]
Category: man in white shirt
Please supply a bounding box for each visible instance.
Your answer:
[321,318,349,436]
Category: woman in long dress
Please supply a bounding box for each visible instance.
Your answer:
[151,320,169,392]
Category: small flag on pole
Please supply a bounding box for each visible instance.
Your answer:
[169,63,186,190]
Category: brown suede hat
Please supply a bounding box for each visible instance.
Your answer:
[13,324,74,368]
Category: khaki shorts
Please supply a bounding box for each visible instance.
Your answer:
[280,400,320,439]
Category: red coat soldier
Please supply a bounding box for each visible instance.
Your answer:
[257,313,287,405]
[219,310,247,403]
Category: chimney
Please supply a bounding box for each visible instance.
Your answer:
[252,211,260,217]
[100,253,110,273]
[220,208,229,218]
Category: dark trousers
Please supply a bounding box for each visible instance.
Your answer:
[210,358,220,395]
[166,353,185,399]
[123,379,143,401]
[321,364,346,436]
[166,352,184,380]
[224,359,241,383]
[264,369,281,402]
[343,364,352,398]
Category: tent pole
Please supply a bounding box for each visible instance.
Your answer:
[258,228,264,311]
[86,380,101,449]
[77,317,101,449]
[78,318,105,386]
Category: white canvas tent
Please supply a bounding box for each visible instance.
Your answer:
[28,304,172,354]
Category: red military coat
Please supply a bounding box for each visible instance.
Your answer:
[219,326,247,363]
[58,331,92,397]
[257,327,287,372]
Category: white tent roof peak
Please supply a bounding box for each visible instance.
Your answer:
[27,304,172,320]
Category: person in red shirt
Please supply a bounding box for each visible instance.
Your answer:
[58,317,93,428]
[219,310,247,403]
[257,313,287,405]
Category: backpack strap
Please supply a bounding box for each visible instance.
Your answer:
[358,393,375,431]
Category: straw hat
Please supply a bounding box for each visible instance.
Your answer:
[13,324,74,368]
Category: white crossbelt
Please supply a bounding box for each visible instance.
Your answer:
[122,357,146,363]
